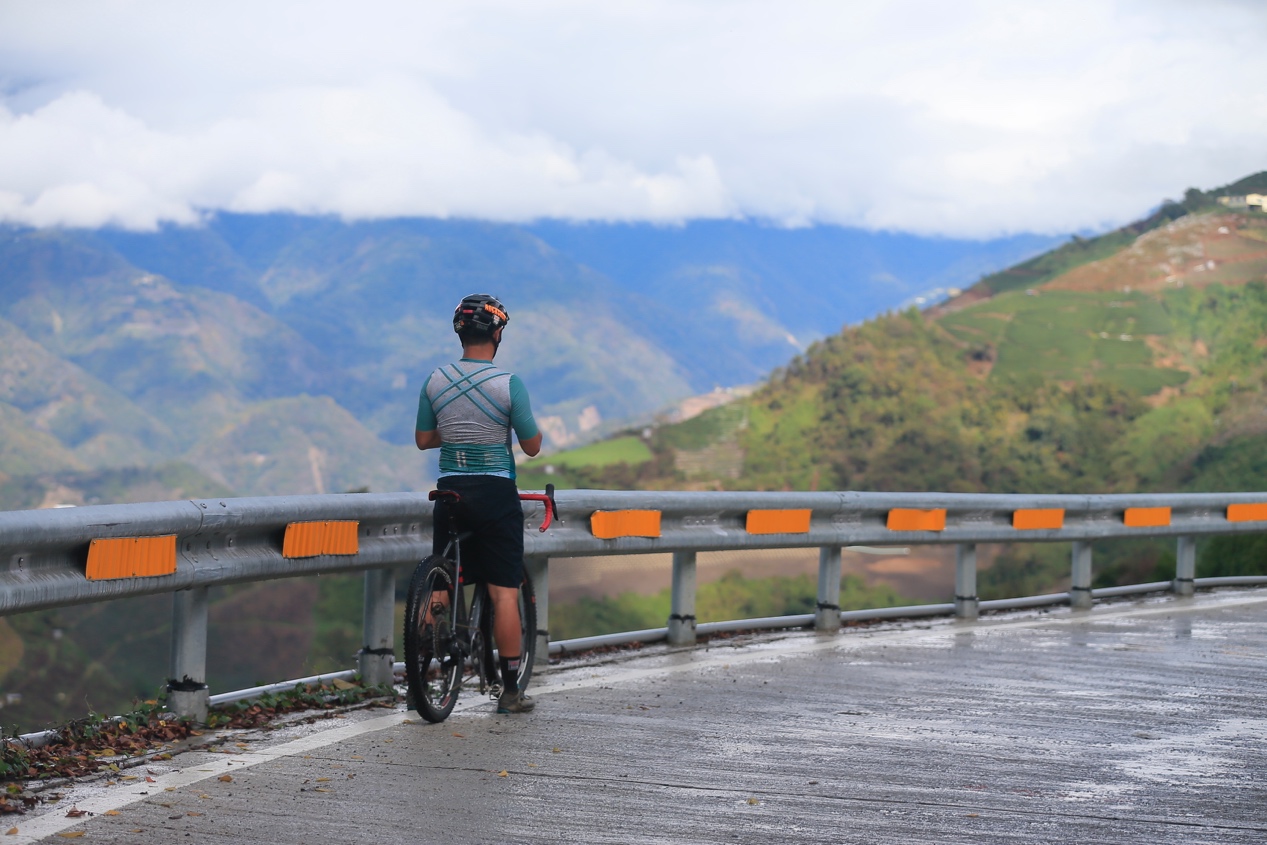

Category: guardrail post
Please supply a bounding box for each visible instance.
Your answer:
[167,587,209,723]
[358,568,395,686]
[1071,541,1093,609]
[815,546,842,632]
[955,544,979,619]
[1174,536,1196,597]
[668,551,697,645]
[526,555,549,671]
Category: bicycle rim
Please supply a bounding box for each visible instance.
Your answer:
[404,556,460,723]
[517,573,537,691]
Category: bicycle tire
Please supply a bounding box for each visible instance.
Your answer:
[404,555,460,723]
[517,573,537,691]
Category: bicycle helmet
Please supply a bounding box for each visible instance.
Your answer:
[452,294,509,336]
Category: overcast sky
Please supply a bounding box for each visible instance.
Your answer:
[0,0,1264,238]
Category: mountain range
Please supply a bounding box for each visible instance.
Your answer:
[0,213,1057,506]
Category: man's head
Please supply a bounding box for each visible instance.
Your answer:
[453,294,509,354]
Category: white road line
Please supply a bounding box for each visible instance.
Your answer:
[12,588,1266,842]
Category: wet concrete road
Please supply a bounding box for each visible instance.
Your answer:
[16,588,1267,844]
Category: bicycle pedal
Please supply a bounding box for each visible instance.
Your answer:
[488,683,502,700]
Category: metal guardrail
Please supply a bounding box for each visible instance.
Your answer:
[2,489,1266,724]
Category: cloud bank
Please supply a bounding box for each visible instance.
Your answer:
[1,0,1265,237]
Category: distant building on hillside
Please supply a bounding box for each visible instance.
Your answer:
[1217,193,1265,211]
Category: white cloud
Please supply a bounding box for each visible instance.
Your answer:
[0,0,1264,236]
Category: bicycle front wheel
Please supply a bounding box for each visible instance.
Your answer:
[404,555,460,723]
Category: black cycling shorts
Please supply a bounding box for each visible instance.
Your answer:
[432,475,524,589]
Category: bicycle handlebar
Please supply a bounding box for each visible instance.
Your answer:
[519,483,559,532]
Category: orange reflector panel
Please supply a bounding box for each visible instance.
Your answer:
[886,509,946,532]
[746,509,812,534]
[283,521,361,558]
[86,536,177,580]
[1013,509,1065,530]
[590,510,662,540]
[1124,507,1171,528]
[1228,503,1267,523]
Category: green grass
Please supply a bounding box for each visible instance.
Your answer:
[948,291,1186,394]
[524,435,653,471]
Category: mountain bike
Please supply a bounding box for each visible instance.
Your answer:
[404,484,558,723]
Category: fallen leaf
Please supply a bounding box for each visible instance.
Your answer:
[217,775,233,783]
[145,777,156,783]
[187,812,203,817]
[451,732,465,738]
[747,798,759,806]
[314,788,331,793]
[4,828,16,836]
[331,678,357,690]
[235,743,249,749]
[528,763,539,768]
[189,731,203,737]
[315,778,331,783]
[552,747,560,753]
[169,814,183,820]
[349,755,363,760]
[104,810,121,817]
[65,808,87,818]
[498,770,509,777]
[164,787,176,793]
[967,813,980,818]
[120,776,138,781]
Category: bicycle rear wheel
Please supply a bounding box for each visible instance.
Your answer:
[404,555,460,723]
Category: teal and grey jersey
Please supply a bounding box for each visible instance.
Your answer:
[416,358,540,479]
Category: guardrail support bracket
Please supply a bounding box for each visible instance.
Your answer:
[1071,541,1093,610]
[668,551,697,645]
[955,544,979,619]
[358,568,396,687]
[816,546,842,632]
[1174,535,1196,597]
[168,586,210,723]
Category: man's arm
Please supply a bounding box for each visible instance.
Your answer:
[415,375,440,450]
[508,374,542,457]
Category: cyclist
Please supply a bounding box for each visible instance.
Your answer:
[415,293,543,714]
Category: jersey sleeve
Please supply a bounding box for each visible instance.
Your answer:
[508,374,540,440]
[415,374,438,432]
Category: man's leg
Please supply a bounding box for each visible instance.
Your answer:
[489,583,534,712]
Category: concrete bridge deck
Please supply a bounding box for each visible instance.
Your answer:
[13,587,1267,844]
